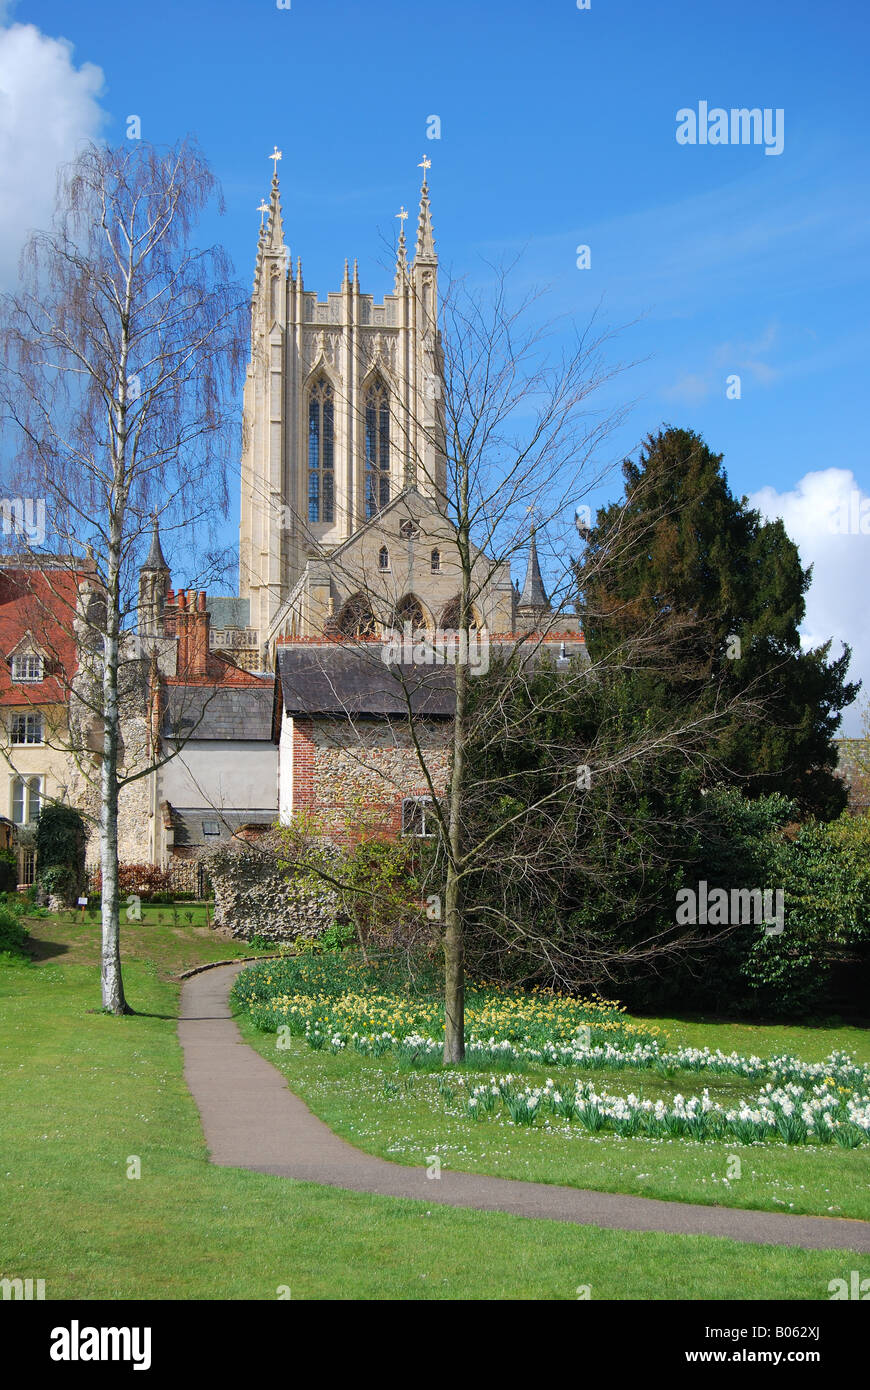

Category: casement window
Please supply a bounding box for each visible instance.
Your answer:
[201,820,220,837]
[11,775,42,824]
[11,713,43,745]
[308,377,335,524]
[11,653,44,682]
[401,796,435,838]
[364,379,390,519]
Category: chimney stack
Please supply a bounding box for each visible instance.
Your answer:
[177,589,210,677]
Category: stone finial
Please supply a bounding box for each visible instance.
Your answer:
[414,165,437,263]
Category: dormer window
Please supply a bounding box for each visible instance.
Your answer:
[11,653,44,683]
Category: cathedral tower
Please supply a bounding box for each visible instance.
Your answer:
[238,150,446,648]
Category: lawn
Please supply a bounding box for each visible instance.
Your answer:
[0,917,866,1300]
[233,953,870,1223]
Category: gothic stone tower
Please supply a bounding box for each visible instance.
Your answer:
[238,151,446,648]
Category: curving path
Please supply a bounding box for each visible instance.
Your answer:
[178,962,870,1252]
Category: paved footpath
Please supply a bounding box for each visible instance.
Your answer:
[178,962,870,1252]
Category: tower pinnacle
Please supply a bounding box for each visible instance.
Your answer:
[414,161,436,263]
[395,204,409,291]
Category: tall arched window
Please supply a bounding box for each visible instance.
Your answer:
[336,592,377,639]
[308,378,335,524]
[440,596,478,631]
[430,548,441,573]
[392,594,426,632]
[364,379,390,519]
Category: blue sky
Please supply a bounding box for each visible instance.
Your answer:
[1,0,868,728]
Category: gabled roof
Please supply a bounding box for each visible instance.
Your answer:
[324,486,448,563]
[276,643,455,719]
[0,565,89,707]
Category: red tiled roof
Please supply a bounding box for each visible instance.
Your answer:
[165,650,267,687]
[0,566,88,707]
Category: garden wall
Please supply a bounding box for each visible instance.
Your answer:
[200,833,339,941]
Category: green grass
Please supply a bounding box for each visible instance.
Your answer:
[234,957,870,1224]
[1,920,867,1299]
[20,903,264,975]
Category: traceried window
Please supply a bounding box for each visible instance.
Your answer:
[335,592,377,639]
[430,548,441,573]
[440,596,478,632]
[11,713,43,745]
[364,379,390,519]
[11,653,44,682]
[378,546,390,571]
[392,594,426,632]
[308,378,335,524]
[399,519,420,540]
[402,796,435,838]
[12,775,42,824]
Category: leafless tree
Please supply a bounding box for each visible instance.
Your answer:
[0,139,246,1013]
[266,264,754,1062]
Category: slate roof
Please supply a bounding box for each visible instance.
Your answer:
[163,683,274,741]
[205,596,251,630]
[276,645,456,719]
[171,808,275,847]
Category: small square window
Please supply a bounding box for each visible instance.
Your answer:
[11,713,43,745]
[201,820,221,837]
[11,654,43,682]
[402,796,435,838]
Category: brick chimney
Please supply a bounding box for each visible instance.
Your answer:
[176,589,211,678]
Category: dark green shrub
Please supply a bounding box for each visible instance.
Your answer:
[35,805,88,907]
[0,901,29,959]
[0,847,17,893]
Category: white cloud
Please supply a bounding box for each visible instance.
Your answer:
[748,468,869,735]
[0,19,106,287]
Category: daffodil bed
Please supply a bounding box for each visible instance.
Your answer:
[232,953,870,1149]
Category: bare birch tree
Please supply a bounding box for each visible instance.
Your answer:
[0,139,246,1013]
